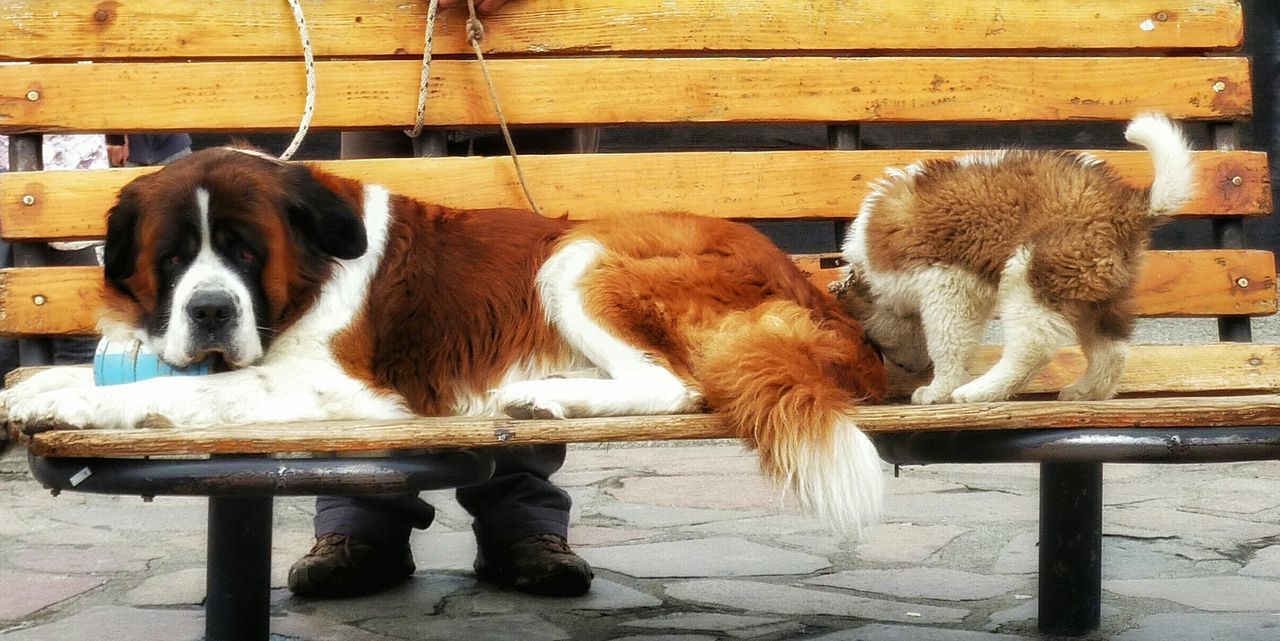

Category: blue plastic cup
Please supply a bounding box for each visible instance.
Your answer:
[93,338,213,386]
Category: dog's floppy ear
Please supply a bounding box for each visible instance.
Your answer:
[103,188,142,287]
[281,165,368,260]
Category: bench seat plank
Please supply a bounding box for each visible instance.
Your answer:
[25,393,1280,458]
[2,251,1270,337]
[0,150,1268,242]
[2,57,1250,132]
[0,0,1242,60]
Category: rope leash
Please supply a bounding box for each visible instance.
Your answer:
[281,0,317,161]
[461,0,543,217]
[283,0,541,216]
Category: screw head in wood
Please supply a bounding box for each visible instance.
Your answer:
[1231,176,1243,186]
[1213,81,1227,93]
[25,89,39,101]
[32,295,46,306]
[1236,277,1250,288]
[21,194,35,206]
[1156,12,1169,22]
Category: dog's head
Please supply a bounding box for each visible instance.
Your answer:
[101,148,368,368]
[833,267,931,375]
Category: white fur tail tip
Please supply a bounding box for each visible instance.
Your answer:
[1123,113,1195,216]
[793,419,885,538]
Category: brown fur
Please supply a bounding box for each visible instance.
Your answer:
[863,152,1155,338]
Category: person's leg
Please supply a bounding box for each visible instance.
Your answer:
[289,493,435,597]
[456,445,593,596]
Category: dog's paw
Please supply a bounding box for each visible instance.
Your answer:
[6,387,107,434]
[950,381,1012,404]
[493,381,571,419]
[0,367,95,410]
[911,384,956,405]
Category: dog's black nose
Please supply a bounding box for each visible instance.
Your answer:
[187,291,236,334]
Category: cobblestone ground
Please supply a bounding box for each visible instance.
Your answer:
[2,441,1280,641]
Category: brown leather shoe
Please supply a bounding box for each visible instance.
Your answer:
[474,533,594,597]
[287,533,415,598]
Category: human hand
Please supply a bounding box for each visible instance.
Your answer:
[107,140,129,167]
[439,0,511,14]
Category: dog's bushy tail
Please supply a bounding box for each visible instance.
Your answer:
[1124,113,1195,215]
[689,300,886,536]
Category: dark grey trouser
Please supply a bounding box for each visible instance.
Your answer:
[314,445,570,555]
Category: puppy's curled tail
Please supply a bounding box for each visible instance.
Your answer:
[690,300,887,536]
[1124,113,1195,215]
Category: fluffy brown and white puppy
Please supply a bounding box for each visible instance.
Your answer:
[840,114,1193,404]
[3,148,888,533]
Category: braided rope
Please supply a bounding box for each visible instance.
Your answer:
[281,0,317,160]
[405,0,441,138]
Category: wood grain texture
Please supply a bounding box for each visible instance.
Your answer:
[1,57,1251,133]
[25,393,1280,458]
[0,0,1243,60]
[0,250,1272,337]
[0,150,1268,242]
[886,343,1280,398]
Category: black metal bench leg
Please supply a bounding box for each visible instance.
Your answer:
[206,496,273,641]
[1038,461,1102,636]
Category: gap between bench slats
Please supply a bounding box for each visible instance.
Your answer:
[25,393,1280,458]
[0,57,1250,132]
[0,150,1268,241]
[0,0,1242,60]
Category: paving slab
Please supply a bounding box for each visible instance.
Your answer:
[1105,576,1280,611]
[1105,506,1280,543]
[1241,544,1280,578]
[126,568,205,606]
[804,568,1028,601]
[807,623,1035,641]
[467,578,661,613]
[608,475,794,511]
[362,612,570,641]
[855,524,970,564]
[1114,613,1280,641]
[0,605,202,641]
[593,503,759,528]
[0,572,103,620]
[664,579,969,624]
[294,574,475,623]
[619,612,785,633]
[609,635,717,641]
[5,545,160,574]
[580,537,829,578]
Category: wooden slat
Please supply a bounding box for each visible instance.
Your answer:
[802,250,1277,317]
[0,57,1251,133]
[0,0,1243,60]
[25,393,1280,458]
[0,251,1272,337]
[887,344,1280,398]
[0,150,1268,242]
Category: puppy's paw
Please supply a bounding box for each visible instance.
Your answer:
[493,381,571,419]
[950,381,1012,404]
[1057,384,1115,402]
[911,384,956,405]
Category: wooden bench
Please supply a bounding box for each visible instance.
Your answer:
[2,1,1276,638]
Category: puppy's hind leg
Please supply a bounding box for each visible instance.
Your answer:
[1059,309,1132,401]
[952,248,1074,403]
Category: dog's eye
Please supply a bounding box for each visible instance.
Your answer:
[238,248,255,265]
[167,254,182,266]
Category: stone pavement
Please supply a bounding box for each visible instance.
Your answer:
[2,440,1280,641]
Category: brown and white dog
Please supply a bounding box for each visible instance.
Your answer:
[840,113,1193,405]
[3,148,888,533]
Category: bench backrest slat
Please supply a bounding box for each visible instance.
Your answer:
[1,150,1268,242]
[2,57,1252,133]
[0,0,1242,60]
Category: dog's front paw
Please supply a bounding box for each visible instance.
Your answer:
[493,381,570,419]
[0,367,95,411]
[6,387,107,434]
[950,380,1012,404]
[911,384,956,405]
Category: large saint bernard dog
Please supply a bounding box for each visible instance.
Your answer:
[4,148,888,533]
